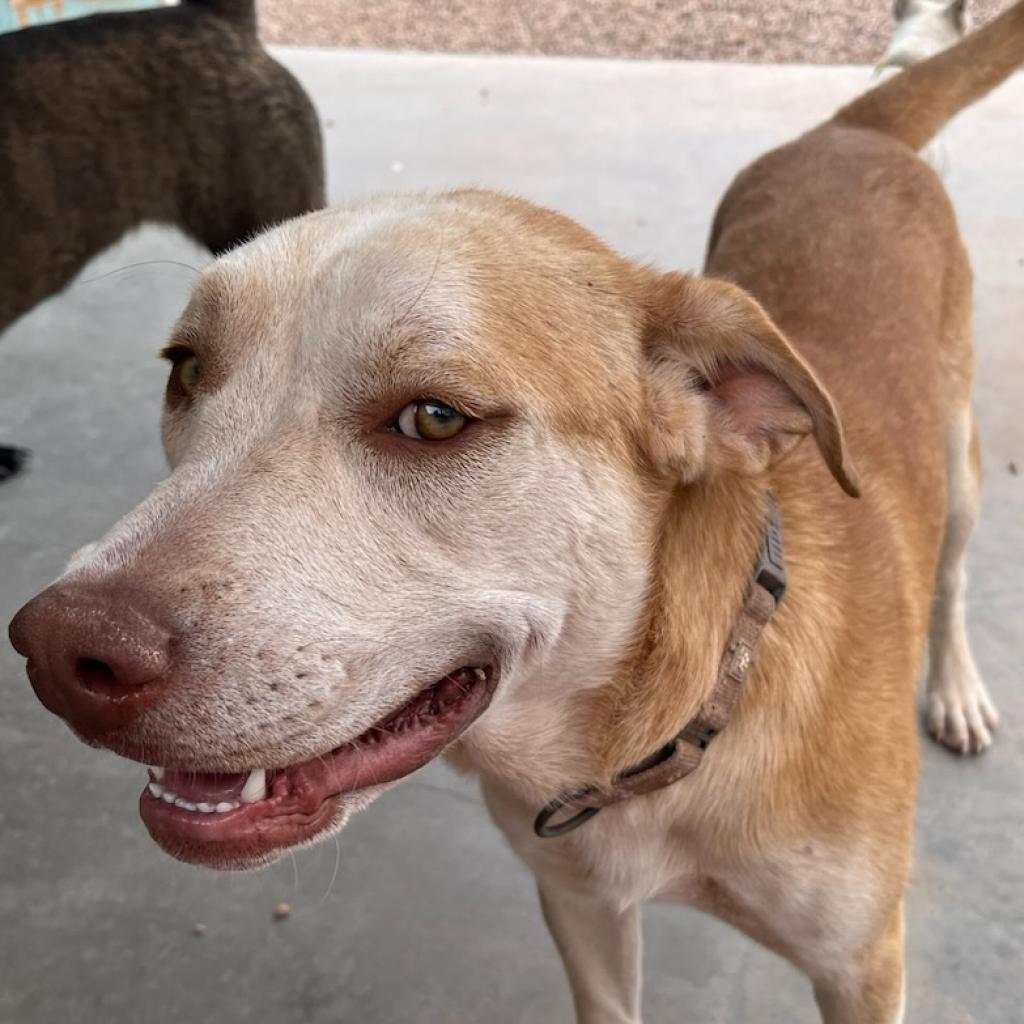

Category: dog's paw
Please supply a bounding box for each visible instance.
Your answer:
[0,444,31,481]
[926,672,999,755]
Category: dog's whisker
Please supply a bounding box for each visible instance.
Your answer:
[321,834,342,904]
[395,224,445,328]
[78,259,204,287]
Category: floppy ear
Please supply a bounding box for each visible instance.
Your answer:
[643,273,860,497]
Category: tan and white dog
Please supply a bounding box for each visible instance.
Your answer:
[9,5,1023,1022]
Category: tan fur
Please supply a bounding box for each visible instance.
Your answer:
[9,6,1024,1022]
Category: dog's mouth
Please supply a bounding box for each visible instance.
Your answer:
[139,664,497,868]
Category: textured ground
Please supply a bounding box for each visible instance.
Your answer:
[259,0,1004,63]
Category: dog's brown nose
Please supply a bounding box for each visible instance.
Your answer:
[8,583,172,737]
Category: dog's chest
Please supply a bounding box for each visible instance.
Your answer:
[569,815,882,968]
[560,807,713,908]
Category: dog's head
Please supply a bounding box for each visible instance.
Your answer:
[8,191,855,868]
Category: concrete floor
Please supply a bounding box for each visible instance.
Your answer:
[1,50,1022,1024]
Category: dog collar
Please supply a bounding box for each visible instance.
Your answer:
[533,496,787,838]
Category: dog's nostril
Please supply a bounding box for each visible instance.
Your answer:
[75,657,118,694]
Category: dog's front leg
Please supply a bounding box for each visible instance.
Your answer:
[479,781,642,1022]
[537,878,642,1024]
[809,903,906,1024]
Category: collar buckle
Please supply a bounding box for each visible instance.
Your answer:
[678,722,717,750]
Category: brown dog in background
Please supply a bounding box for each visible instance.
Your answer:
[0,0,325,478]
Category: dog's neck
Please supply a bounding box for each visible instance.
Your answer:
[455,474,769,802]
[587,476,769,783]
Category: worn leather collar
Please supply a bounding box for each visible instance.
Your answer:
[534,496,787,838]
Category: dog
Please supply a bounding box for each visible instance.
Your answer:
[879,0,969,69]
[0,0,325,479]
[9,4,1022,1021]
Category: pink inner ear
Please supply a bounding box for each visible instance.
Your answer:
[710,363,806,439]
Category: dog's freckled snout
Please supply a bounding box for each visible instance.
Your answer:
[8,582,174,736]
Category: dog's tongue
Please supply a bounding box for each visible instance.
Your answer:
[157,770,248,802]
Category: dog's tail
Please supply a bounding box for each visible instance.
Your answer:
[833,0,1024,150]
[183,0,256,29]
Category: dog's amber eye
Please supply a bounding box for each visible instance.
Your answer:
[395,400,467,441]
[176,355,201,395]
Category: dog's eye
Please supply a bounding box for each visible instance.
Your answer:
[176,356,201,395]
[395,400,467,441]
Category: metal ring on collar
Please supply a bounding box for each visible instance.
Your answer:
[533,789,602,838]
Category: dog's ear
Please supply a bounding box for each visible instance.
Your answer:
[642,273,859,497]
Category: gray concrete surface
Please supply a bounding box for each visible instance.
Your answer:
[1,50,1022,1024]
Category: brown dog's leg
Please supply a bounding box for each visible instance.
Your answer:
[538,882,642,1024]
[925,404,999,752]
[812,904,906,1024]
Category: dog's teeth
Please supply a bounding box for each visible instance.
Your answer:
[151,767,165,781]
[147,773,243,813]
[240,768,267,804]
[472,667,487,683]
